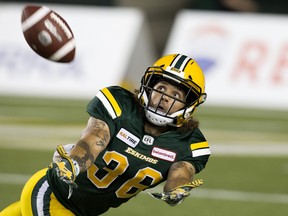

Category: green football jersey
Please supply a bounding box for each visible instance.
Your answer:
[47,86,210,216]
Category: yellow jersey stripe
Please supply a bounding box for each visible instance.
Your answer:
[190,141,209,150]
[101,88,122,118]
[96,91,117,119]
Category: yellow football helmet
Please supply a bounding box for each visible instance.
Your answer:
[138,54,207,127]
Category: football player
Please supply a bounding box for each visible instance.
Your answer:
[1,54,210,216]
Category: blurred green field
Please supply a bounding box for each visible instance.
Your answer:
[1,95,288,215]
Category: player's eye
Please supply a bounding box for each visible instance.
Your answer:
[173,92,181,99]
[156,86,166,92]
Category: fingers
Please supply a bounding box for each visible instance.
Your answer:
[147,179,204,206]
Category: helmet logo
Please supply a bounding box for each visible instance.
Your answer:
[170,67,181,73]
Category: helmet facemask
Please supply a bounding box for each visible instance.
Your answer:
[138,66,206,127]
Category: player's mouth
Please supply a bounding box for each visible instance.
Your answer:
[149,105,168,115]
[157,105,166,113]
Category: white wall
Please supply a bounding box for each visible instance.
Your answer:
[3,4,287,110]
[0,3,156,99]
[165,10,288,110]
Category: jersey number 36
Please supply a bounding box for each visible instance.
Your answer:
[87,151,163,198]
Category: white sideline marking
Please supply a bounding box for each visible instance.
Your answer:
[146,188,288,204]
[211,143,288,156]
[0,173,30,185]
[1,173,288,204]
[191,188,288,204]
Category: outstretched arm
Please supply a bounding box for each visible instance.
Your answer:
[48,116,110,199]
[70,116,111,173]
[164,161,195,192]
[148,161,203,206]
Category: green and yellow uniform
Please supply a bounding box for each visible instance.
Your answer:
[4,86,210,216]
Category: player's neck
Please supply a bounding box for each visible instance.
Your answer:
[144,121,171,136]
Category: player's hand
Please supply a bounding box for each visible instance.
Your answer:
[48,145,80,199]
[160,187,191,206]
[148,179,203,206]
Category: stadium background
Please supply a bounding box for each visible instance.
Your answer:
[1,0,288,215]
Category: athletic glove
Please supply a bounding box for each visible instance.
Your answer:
[48,145,80,199]
[148,179,203,206]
